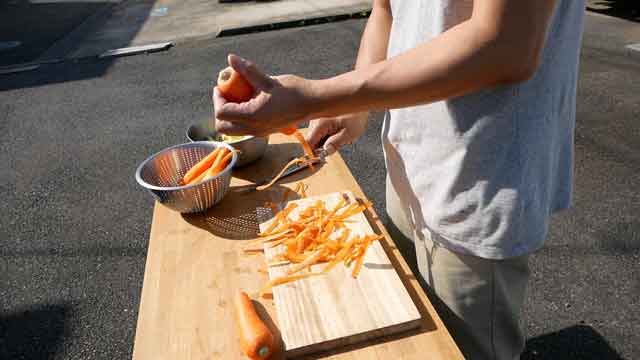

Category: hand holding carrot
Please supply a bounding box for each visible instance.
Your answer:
[213,54,312,136]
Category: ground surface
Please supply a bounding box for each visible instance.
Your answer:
[1,13,639,360]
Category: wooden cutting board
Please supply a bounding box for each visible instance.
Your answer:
[259,191,422,358]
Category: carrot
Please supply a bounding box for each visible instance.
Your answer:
[180,148,222,185]
[234,291,275,360]
[218,67,254,103]
[217,65,298,137]
[252,196,383,295]
[255,157,307,191]
[292,130,315,159]
[185,167,210,185]
[198,148,227,180]
[205,150,234,179]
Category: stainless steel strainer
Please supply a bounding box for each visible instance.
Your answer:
[135,142,237,213]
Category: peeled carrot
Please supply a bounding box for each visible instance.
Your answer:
[234,291,274,360]
[185,167,210,185]
[218,66,254,103]
[202,147,228,176]
[205,150,234,179]
[217,65,299,136]
[181,148,222,185]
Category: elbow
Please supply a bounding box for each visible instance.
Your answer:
[474,24,545,86]
[499,58,540,85]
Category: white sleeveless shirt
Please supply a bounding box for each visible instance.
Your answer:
[383,0,586,259]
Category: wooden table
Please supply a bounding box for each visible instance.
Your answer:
[132,132,464,360]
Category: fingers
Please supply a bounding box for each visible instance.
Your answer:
[213,87,254,123]
[322,128,351,155]
[305,120,332,149]
[228,54,272,90]
[214,119,255,136]
[212,87,227,114]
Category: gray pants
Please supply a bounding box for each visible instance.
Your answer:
[386,178,530,360]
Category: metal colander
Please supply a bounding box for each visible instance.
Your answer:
[135,142,237,213]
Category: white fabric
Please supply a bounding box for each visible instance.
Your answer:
[383,0,586,259]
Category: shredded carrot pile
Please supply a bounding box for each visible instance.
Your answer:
[244,193,383,297]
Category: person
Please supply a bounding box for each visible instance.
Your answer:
[212,0,586,358]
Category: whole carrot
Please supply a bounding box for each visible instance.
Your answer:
[217,65,297,135]
[203,148,231,179]
[206,151,234,178]
[181,148,222,185]
[218,66,254,103]
[234,291,274,359]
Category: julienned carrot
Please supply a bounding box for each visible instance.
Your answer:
[234,291,274,360]
[248,194,387,297]
[181,148,222,185]
[292,130,314,159]
[259,273,320,298]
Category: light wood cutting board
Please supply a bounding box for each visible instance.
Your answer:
[259,191,422,358]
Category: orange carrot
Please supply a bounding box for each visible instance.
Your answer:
[218,65,297,137]
[255,157,307,191]
[218,67,254,103]
[292,130,314,159]
[234,291,275,360]
[201,147,228,178]
[181,148,222,185]
[205,150,234,178]
[185,169,209,185]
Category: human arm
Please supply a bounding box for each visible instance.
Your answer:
[305,0,392,153]
[214,0,557,134]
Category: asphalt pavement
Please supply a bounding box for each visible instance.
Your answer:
[0,0,117,66]
[1,14,639,360]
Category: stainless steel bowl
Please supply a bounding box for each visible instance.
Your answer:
[186,122,267,167]
[135,142,237,213]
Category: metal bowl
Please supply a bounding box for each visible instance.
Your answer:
[186,122,267,167]
[135,141,237,213]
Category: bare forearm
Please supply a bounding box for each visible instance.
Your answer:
[355,2,392,70]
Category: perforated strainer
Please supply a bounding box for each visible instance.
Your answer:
[135,142,237,213]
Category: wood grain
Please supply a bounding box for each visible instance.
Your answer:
[259,192,422,358]
[132,131,465,360]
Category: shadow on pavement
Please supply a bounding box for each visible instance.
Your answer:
[0,0,157,91]
[0,303,73,360]
[522,325,623,359]
[587,0,640,22]
[0,0,107,66]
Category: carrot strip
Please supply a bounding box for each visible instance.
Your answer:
[286,248,326,275]
[322,234,356,274]
[256,157,306,191]
[259,272,320,298]
[351,238,372,278]
[267,260,291,267]
[292,131,314,159]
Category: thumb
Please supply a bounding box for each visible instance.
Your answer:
[322,128,351,155]
[228,54,271,89]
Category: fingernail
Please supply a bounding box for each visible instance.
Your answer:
[324,143,336,155]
